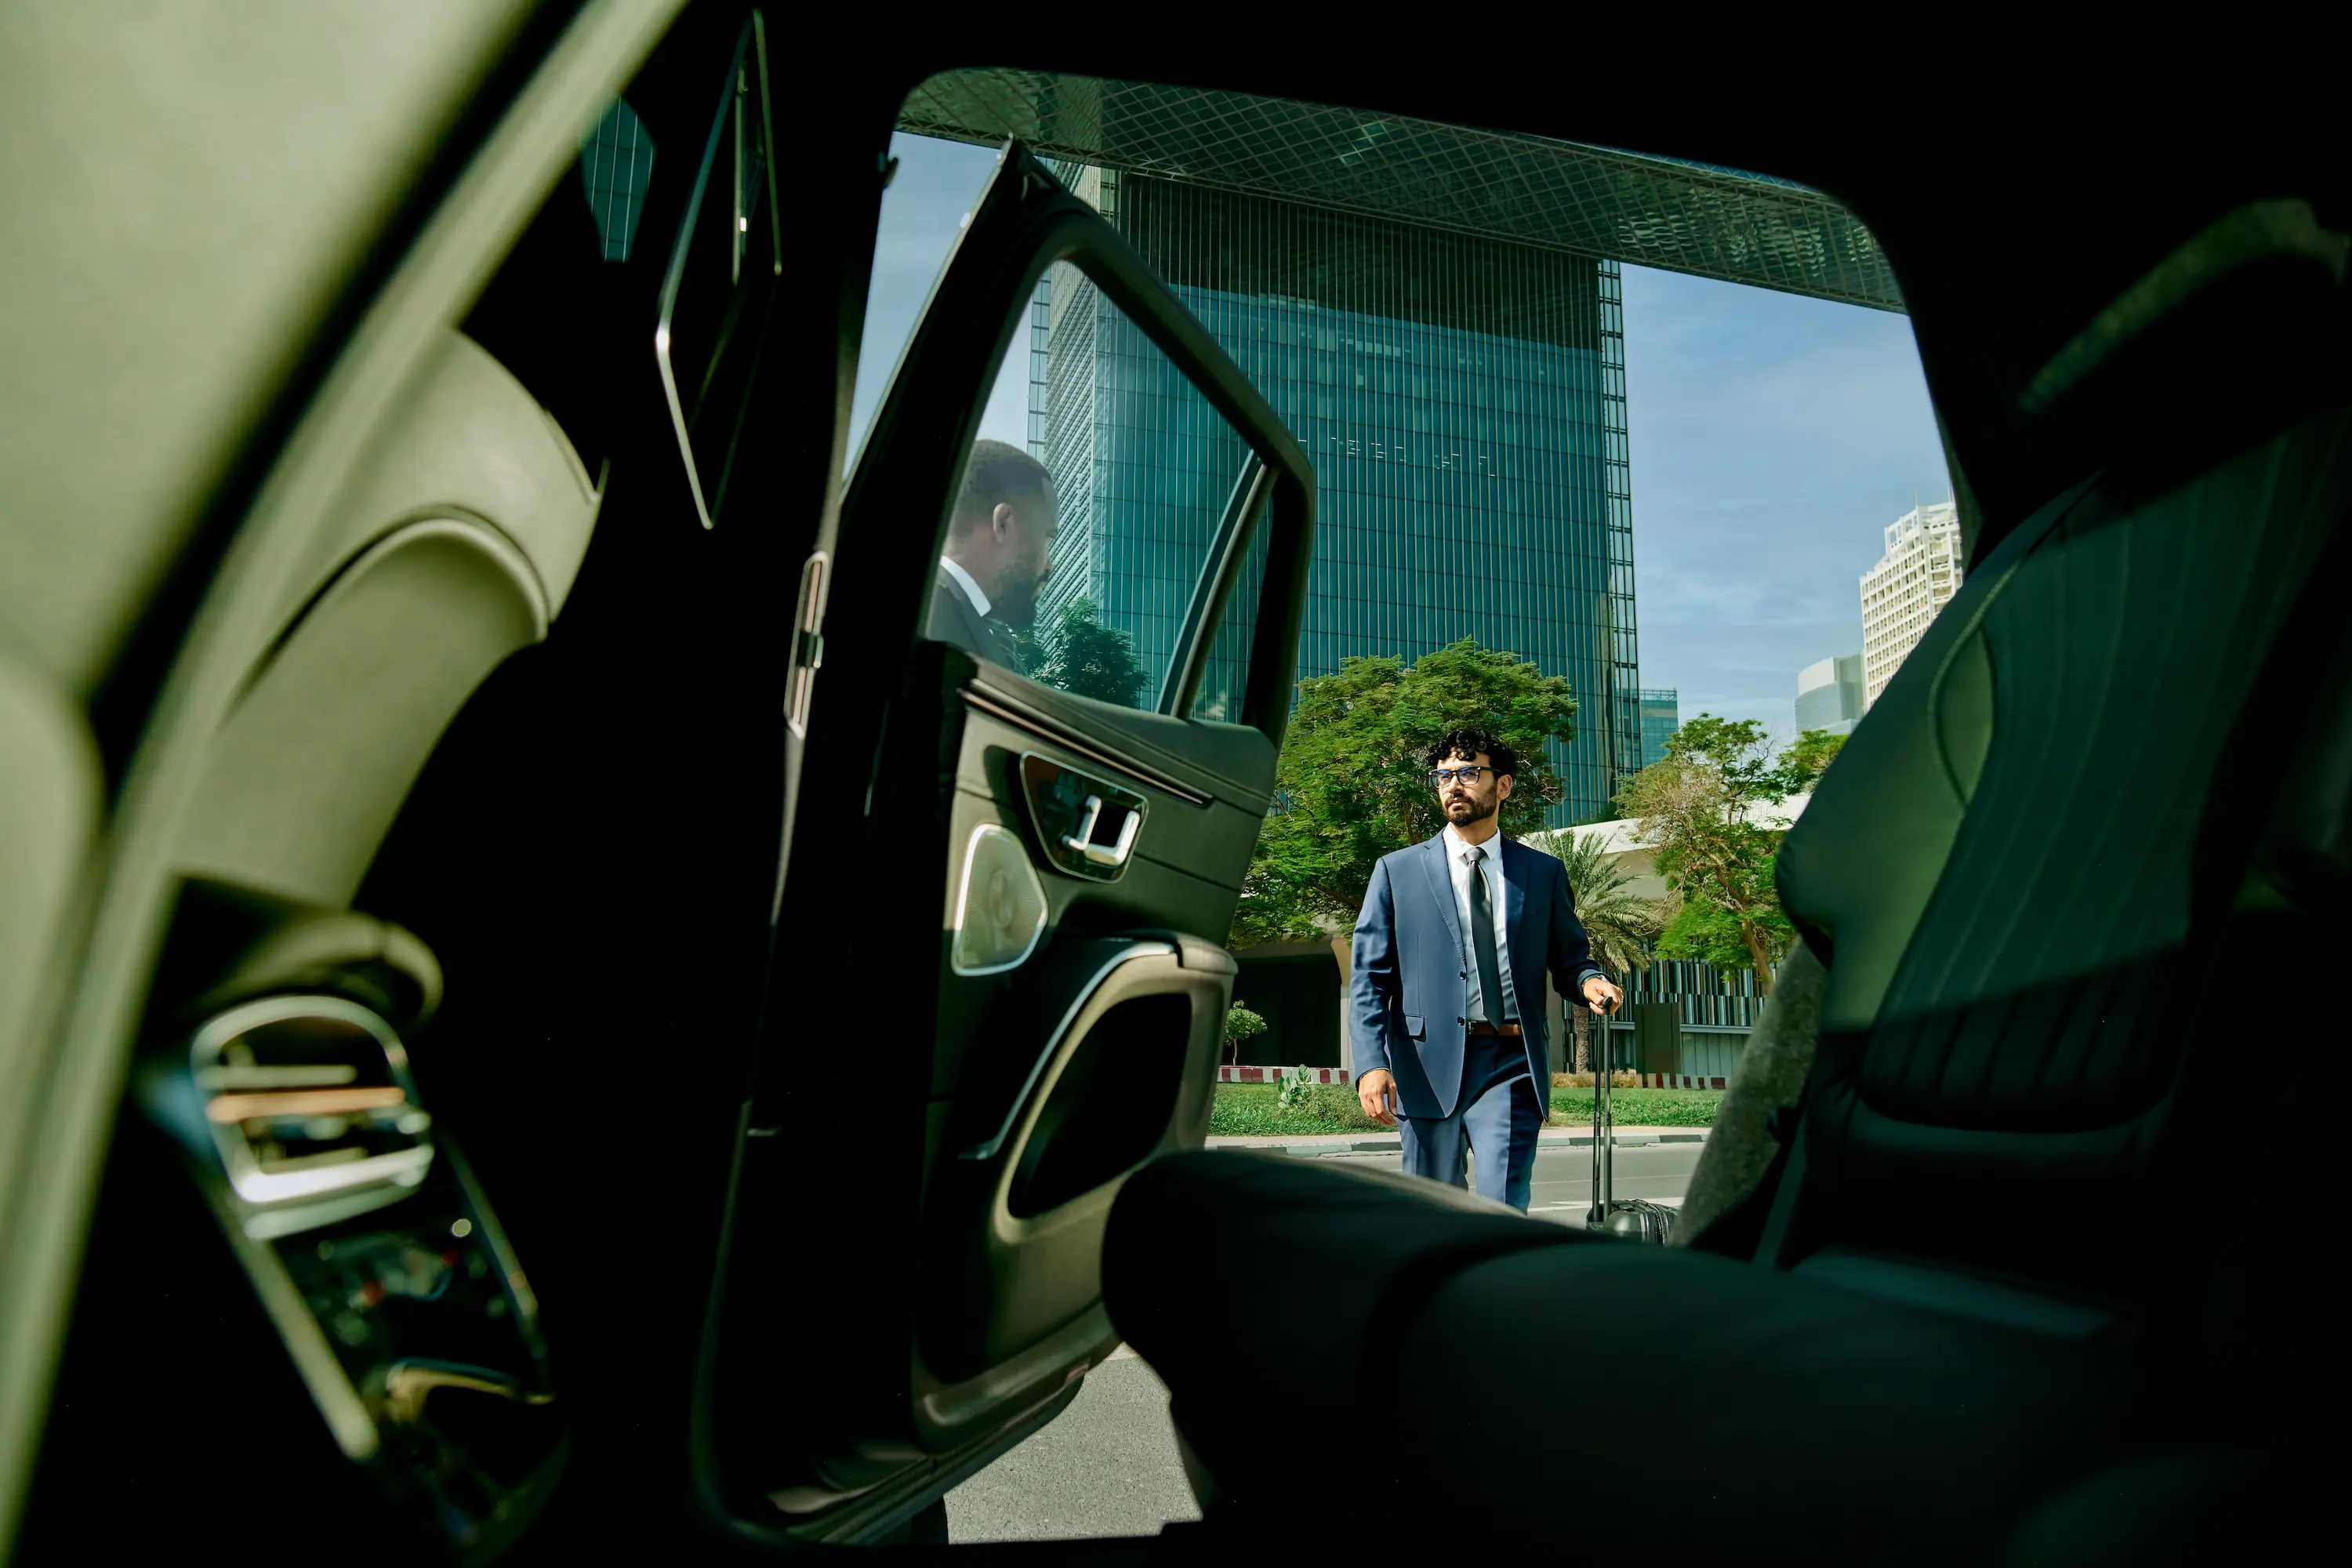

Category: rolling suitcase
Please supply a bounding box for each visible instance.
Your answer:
[1584,1000,1675,1243]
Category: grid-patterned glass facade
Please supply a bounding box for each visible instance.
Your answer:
[902,71,1904,313]
[1035,166,1643,824]
[1639,688,1679,769]
[1029,256,1255,711]
[579,100,655,262]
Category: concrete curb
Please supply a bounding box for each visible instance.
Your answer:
[1218,1065,1731,1091]
[1207,1128,1711,1159]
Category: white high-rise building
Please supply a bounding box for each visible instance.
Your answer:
[1796,652,1864,737]
[1860,501,1963,706]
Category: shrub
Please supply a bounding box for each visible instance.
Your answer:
[1546,1088,1724,1127]
[1207,1080,1385,1135]
[1309,1081,1385,1129]
[1276,1065,1317,1111]
[1222,1004,1268,1063]
[1552,1069,1640,1088]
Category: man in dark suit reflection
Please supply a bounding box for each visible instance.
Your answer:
[928,439,1059,673]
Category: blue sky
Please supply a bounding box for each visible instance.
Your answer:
[851,132,1952,741]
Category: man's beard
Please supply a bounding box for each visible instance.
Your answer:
[1446,793,1498,825]
[995,561,1044,629]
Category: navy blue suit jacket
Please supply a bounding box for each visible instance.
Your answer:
[1348,833,1606,1120]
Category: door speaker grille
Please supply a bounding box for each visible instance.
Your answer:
[953,824,1048,975]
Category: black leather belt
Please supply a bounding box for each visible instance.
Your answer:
[1466,1020,1522,1037]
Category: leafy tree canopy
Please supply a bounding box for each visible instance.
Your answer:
[1654,873,1795,974]
[1232,639,1579,947]
[1784,728,1848,793]
[1518,826,1665,978]
[1034,596,1146,709]
[1614,713,1814,993]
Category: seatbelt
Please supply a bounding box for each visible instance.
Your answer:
[1748,1047,1831,1269]
[1749,1109,1809,1269]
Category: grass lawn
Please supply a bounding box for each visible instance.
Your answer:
[1208,1081,1726,1138]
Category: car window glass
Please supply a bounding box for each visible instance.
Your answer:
[579,99,655,262]
[924,260,1263,713]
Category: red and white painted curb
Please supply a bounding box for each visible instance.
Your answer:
[1217,1065,1353,1083]
[1218,1065,1726,1090]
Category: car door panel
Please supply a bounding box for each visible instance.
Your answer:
[699,142,1312,1540]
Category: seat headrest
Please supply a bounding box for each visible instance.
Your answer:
[2016,199,2350,492]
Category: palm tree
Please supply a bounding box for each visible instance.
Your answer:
[1523,826,1664,1073]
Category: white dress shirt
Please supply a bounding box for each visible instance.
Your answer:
[939,554,991,617]
[1443,822,1519,1024]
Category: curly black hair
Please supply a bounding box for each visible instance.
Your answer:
[1425,727,1517,780]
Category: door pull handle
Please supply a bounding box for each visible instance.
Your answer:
[1061,795,1141,868]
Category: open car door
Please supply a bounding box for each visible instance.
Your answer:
[695,142,1315,1541]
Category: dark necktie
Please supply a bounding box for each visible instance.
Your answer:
[1465,846,1507,1024]
[983,615,1025,674]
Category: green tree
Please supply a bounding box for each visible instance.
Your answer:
[1782,728,1848,792]
[1614,713,1804,995]
[1521,825,1665,1071]
[1656,900,1769,974]
[1232,638,1580,947]
[1518,826,1664,977]
[1034,596,1146,708]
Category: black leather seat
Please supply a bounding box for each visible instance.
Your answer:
[1110,1152,2172,1562]
[1765,402,2351,1319]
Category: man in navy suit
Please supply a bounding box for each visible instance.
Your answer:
[1349,728,1624,1211]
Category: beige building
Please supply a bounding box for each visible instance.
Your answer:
[1860,501,1964,706]
[1555,793,1813,901]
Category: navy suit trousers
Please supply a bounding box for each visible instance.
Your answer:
[1398,1031,1543,1211]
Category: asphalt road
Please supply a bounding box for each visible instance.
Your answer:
[946,1142,1700,1543]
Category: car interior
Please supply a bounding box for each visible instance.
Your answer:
[2,3,2343,1563]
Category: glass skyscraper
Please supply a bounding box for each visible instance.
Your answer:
[1033,165,1642,824]
[1638,688,1679,770]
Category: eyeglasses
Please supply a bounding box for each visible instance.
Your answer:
[1428,766,1493,788]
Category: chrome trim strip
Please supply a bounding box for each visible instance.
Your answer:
[961,685,1212,805]
[958,941,1177,1161]
[188,993,433,1226]
[1160,454,1271,717]
[653,14,775,531]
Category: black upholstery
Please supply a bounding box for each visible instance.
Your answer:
[1775,405,2350,1308]
[1109,1152,2180,1563]
[1102,1152,1576,1483]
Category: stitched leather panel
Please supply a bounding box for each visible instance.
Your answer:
[1878,412,2348,1026]
[1853,956,2178,1131]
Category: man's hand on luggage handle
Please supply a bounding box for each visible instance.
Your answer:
[1360,981,1616,1125]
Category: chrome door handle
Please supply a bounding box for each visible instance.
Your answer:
[1062,795,1141,868]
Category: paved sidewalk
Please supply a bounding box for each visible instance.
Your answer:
[1207,1125,1710,1157]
